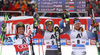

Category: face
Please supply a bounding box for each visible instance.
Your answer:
[74,22,81,30]
[18,27,24,35]
[63,11,66,14]
[5,1,9,4]
[29,11,32,16]
[32,6,35,9]
[20,0,23,4]
[47,24,53,32]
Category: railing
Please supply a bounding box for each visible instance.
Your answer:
[39,11,88,17]
[0,11,88,17]
[41,11,88,17]
[0,11,25,16]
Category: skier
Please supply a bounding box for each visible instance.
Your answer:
[59,18,97,55]
[4,22,29,55]
[33,12,70,55]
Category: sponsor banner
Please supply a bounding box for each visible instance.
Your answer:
[87,18,100,45]
[87,18,100,32]
[4,17,87,37]
[86,39,89,45]
[33,39,43,45]
[66,39,89,45]
[33,39,67,45]
[60,39,66,45]
[0,16,97,45]
[66,39,71,45]
[90,39,96,45]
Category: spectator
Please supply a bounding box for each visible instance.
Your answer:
[92,1,96,7]
[26,2,35,16]
[0,0,4,16]
[23,0,31,4]
[96,9,100,17]
[12,0,17,5]
[94,11,98,17]
[88,1,94,15]
[15,0,27,16]
[0,0,4,10]
[3,0,15,15]
[96,4,99,9]
[30,3,35,15]
[27,11,33,16]
[4,0,15,11]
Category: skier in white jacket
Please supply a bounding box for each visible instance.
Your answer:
[4,22,29,55]
[33,11,70,55]
[59,18,96,55]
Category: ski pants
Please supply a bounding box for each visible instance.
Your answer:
[71,50,86,55]
[45,50,58,55]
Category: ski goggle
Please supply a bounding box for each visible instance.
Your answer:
[45,21,53,26]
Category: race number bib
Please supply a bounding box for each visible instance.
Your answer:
[71,39,86,50]
[44,39,57,50]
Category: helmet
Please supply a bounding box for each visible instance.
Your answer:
[45,19,54,29]
[73,18,80,25]
[16,22,25,33]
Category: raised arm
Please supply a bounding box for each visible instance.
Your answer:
[33,13,45,37]
[60,20,70,35]
[59,12,70,35]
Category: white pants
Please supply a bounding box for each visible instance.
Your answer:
[71,50,86,55]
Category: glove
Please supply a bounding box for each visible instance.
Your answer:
[92,22,99,31]
[62,11,70,21]
[91,22,99,26]
[33,12,40,23]
[34,21,39,28]
[1,23,7,29]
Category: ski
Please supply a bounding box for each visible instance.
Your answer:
[0,13,11,55]
[30,34,35,55]
[91,9,100,55]
[54,26,62,55]
[28,25,35,55]
[29,3,40,55]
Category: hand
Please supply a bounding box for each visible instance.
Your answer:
[92,22,99,31]
[1,23,7,29]
[34,21,39,28]
[62,11,70,20]
[92,22,99,26]
[33,12,40,23]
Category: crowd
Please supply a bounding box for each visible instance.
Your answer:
[0,0,100,17]
[0,0,35,16]
[86,1,100,17]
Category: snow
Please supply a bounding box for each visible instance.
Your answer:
[0,45,97,55]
